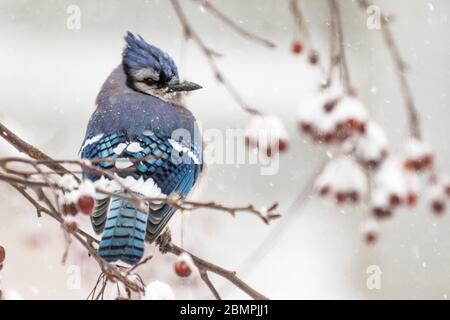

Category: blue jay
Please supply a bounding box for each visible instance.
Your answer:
[80,32,203,265]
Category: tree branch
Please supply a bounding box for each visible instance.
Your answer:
[170,0,262,116]
[329,0,354,95]
[0,122,71,175]
[357,0,421,138]
[0,121,270,299]
[189,0,276,48]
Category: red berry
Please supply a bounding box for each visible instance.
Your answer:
[389,194,402,207]
[299,122,312,134]
[346,119,365,134]
[174,261,192,278]
[0,245,5,265]
[267,140,288,157]
[336,192,346,204]
[323,133,334,144]
[406,193,417,207]
[291,40,303,55]
[366,159,380,170]
[431,200,445,215]
[63,203,78,216]
[404,159,417,172]
[63,219,79,233]
[421,155,433,169]
[245,136,255,149]
[324,99,338,113]
[319,186,330,196]
[364,231,378,245]
[77,196,95,215]
[348,191,359,203]
[278,139,288,153]
[373,207,392,219]
[309,50,319,64]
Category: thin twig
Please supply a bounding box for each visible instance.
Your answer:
[190,0,276,48]
[288,0,312,43]
[288,0,327,84]
[198,269,222,300]
[330,0,354,95]
[0,122,74,177]
[170,0,262,116]
[126,255,153,274]
[357,0,421,138]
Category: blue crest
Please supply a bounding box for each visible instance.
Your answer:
[123,32,179,85]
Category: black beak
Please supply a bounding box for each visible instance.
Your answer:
[168,81,202,92]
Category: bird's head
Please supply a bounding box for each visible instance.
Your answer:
[123,32,202,99]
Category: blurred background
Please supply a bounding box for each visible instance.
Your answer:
[1,0,450,299]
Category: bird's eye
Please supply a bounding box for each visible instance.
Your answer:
[143,78,154,85]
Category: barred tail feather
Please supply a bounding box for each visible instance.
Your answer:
[146,204,177,243]
[146,168,196,242]
[98,196,147,265]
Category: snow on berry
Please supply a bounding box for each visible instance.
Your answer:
[360,218,379,245]
[315,156,367,205]
[297,87,368,144]
[63,216,79,233]
[352,121,388,168]
[371,156,420,218]
[370,188,393,219]
[402,138,433,172]
[142,281,175,300]
[77,180,96,197]
[244,115,289,157]
[56,174,79,191]
[174,253,195,278]
[61,191,79,216]
[333,96,367,132]
[76,180,96,215]
[298,87,342,134]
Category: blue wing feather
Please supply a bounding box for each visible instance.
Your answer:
[81,131,201,243]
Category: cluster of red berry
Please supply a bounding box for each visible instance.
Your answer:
[315,156,367,206]
[244,115,290,158]
[58,179,97,233]
[291,40,319,65]
[352,122,388,169]
[370,156,420,219]
[298,91,368,145]
[289,26,448,247]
